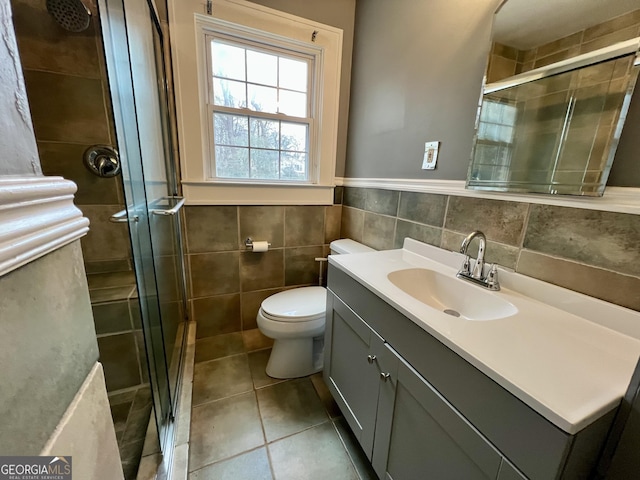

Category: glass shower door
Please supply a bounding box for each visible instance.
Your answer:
[99,0,188,452]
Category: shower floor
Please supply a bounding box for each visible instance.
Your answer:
[109,385,154,480]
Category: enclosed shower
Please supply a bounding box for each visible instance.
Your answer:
[10,0,187,478]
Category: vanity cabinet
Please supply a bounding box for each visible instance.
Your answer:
[325,265,615,480]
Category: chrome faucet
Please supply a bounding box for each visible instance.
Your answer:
[457,231,500,290]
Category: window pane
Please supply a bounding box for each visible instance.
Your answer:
[214,78,246,108]
[250,118,279,149]
[215,146,249,178]
[248,84,278,113]
[211,41,245,81]
[247,50,277,86]
[281,151,307,180]
[278,90,307,117]
[214,113,248,146]
[250,149,279,179]
[279,57,307,92]
[280,122,307,152]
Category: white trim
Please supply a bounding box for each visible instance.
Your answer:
[335,177,640,215]
[168,0,343,205]
[183,181,333,205]
[0,176,90,277]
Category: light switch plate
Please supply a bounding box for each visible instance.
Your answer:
[422,141,439,170]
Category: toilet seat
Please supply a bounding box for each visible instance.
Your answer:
[261,286,326,323]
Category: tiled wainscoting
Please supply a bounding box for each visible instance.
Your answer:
[183,205,342,341]
[187,328,376,479]
[340,186,640,311]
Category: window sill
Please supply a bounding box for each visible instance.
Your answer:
[181,180,335,205]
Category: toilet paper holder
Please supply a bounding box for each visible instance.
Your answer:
[245,237,272,250]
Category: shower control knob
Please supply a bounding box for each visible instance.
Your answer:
[380,372,391,381]
[84,145,121,178]
[367,355,376,364]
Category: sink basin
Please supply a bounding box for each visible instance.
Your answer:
[387,268,518,321]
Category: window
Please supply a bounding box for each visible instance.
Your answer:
[207,37,313,181]
[168,1,343,204]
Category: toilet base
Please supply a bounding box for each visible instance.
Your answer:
[266,336,324,379]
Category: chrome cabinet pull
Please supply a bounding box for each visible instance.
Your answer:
[380,372,391,381]
[150,196,185,216]
[367,355,377,364]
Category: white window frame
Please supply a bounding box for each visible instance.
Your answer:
[168,0,343,204]
[204,31,317,183]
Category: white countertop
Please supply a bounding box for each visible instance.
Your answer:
[329,239,640,434]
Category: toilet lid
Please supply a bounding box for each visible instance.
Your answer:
[261,286,327,322]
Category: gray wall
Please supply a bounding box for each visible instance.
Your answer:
[248,0,356,177]
[345,0,498,179]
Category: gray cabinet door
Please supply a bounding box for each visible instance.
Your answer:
[324,293,385,458]
[377,348,504,480]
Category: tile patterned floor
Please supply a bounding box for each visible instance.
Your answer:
[188,329,377,479]
[109,385,153,480]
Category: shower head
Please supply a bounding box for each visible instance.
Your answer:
[46,0,92,33]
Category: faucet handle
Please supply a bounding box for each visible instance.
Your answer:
[460,255,472,275]
[486,264,500,291]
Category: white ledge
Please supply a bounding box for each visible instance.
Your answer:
[335,177,640,215]
[0,176,90,277]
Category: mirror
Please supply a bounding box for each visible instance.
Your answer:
[467,0,640,196]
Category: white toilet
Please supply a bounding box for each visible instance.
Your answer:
[256,239,374,379]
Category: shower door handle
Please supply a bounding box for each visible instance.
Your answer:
[109,208,139,223]
[150,196,185,216]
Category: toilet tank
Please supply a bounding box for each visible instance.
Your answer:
[329,239,375,255]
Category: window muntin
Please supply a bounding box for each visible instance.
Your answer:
[207,36,313,181]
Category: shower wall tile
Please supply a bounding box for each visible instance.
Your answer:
[85,259,132,275]
[397,192,447,227]
[92,301,132,335]
[365,188,399,216]
[525,205,640,277]
[285,246,324,286]
[583,9,640,42]
[394,220,441,249]
[240,249,284,291]
[38,142,121,205]
[445,197,528,246]
[193,293,242,339]
[362,212,395,251]
[517,251,640,311]
[189,252,240,298]
[239,206,284,249]
[185,206,238,253]
[24,70,110,144]
[97,333,141,391]
[285,206,325,246]
[11,0,102,78]
[79,205,132,262]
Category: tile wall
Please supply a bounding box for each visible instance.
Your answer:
[183,204,342,339]
[11,0,132,274]
[341,187,640,312]
[487,9,640,82]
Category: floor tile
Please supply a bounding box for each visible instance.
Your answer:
[310,373,341,419]
[269,422,359,480]
[195,332,245,364]
[242,328,274,352]
[248,349,285,389]
[193,354,253,406]
[257,378,328,442]
[189,392,264,471]
[333,417,378,480]
[189,447,272,480]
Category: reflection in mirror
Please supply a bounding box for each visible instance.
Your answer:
[467,1,640,196]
